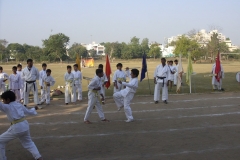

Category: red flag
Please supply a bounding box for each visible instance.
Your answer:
[105,54,112,89]
[215,51,221,82]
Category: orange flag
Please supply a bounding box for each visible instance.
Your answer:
[105,54,111,89]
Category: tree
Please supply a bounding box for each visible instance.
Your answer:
[42,33,70,62]
[121,42,132,59]
[141,38,150,54]
[129,36,142,58]
[148,43,161,59]
[173,35,200,57]
[7,43,25,61]
[68,43,88,59]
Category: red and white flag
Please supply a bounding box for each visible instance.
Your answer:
[215,51,221,82]
[105,54,112,89]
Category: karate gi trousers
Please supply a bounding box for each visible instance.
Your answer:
[41,87,51,104]
[154,82,168,101]
[20,88,24,100]
[0,84,6,95]
[0,127,41,160]
[84,91,105,121]
[65,85,73,103]
[113,82,125,93]
[71,84,82,102]
[24,82,39,105]
[11,89,20,102]
[113,92,134,120]
[174,72,178,85]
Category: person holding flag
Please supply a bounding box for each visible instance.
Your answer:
[211,52,224,91]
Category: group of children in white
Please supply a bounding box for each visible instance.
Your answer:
[0,56,223,159]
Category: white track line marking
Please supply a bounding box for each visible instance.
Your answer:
[36,104,237,116]
[32,123,240,139]
[1,110,238,126]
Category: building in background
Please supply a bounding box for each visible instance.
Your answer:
[81,42,105,56]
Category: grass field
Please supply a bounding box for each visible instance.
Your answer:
[1,59,240,97]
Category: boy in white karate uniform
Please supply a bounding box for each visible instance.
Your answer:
[71,64,82,102]
[9,66,21,102]
[22,59,40,108]
[40,69,55,105]
[17,64,24,102]
[64,65,74,105]
[84,69,109,124]
[39,63,47,103]
[167,60,177,91]
[113,63,126,93]
[0,66,9,95]
[98,64,108,98]
[113,69,139,122]
[0,91,43,160]
[154,58,170,104]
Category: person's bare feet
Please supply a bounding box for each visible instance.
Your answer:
[84,120,92,124]
[101,119,110,122]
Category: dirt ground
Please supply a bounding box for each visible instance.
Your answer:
[1,92,240,160]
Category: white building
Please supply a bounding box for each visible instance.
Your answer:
[81,42,105,56]
[167,29,239,52]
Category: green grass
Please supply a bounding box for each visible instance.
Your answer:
[2,60,240,97]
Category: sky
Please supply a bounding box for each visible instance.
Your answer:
[0,0,240,47]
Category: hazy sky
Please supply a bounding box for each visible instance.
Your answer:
[0,0,240,47]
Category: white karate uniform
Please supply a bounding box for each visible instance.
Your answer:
[84,76,105,121]
[39,70,46,102]
[40,75,55,104]
[174,64,178,85]
[0,101,41,160]
[211,63,224,90]
[22,66,39,106]
[17,70,24,100]
[0,73,8,95]
[100,72,108,98]
[71,70,82,102]
[113,70,126,93]
[154,65,170,101]
[113,77,138,121]
[168,65,177,81]
[64,72,74,103]
[9,74,21,102]
[125,70,131,81]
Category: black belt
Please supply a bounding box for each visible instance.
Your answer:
[25,81,36,92]
[156,76,166,87]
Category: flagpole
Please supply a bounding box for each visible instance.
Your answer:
[189,74,191,93]
[146,71,152,95]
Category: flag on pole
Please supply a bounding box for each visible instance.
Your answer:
[176,54,183,93]
[140,53,147,82]
[76,54,81,71]
[186,52,193,85]
[105,54,112,89]
[215,51,221,82]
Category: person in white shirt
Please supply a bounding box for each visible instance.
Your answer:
[168,60,177,91]
[173,59,183,86]
[211,58,224,91]
[0,91,43,160]
[98,64,108,98]
[64,65,74,105]
[40,69,55,105]
[84,69,110,124]
[113,63,126,93]
[71,64,82,102]
[113,69,139,123]
[39,63,47,103]
[9,66,21,102]
[17,64,24,101]
[154,58,170,104]
[0,66,9,95]
[125,67,131,81]
[22,59,40,108]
